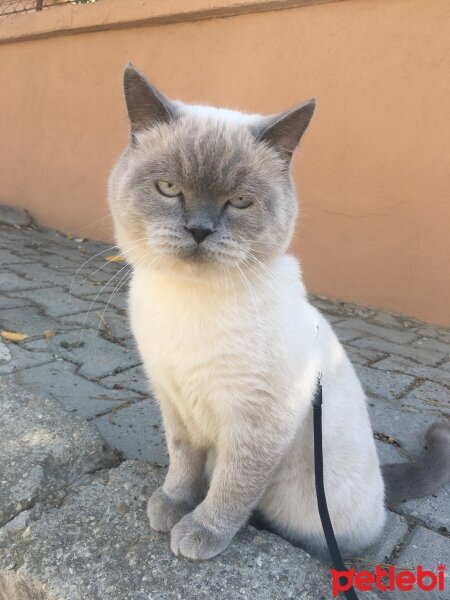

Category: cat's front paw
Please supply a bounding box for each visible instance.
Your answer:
[170,512,234,560]
[147,488,192,533]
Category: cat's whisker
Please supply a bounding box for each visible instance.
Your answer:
[234,261,264,352]
[78,211,113,232]
[70,244,120,293]
[224,263,238,314]
[78,260,134,342]
[244,260,284,302]
[70,236,149,293]
[96,248,160,335]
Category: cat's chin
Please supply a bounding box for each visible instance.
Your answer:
[140,249,234,283]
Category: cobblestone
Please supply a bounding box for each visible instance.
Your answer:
[368,398,437,457]
[100,365,151,396]
[93,399,167,463]
[393,527,449,599]
[400,380,450,417]
[335,318,420,344]
[355,363,415,401]
[0,462,365,600]
[14,287,105,319]
[0,381,116,527]
[373,355,450,387]
[349,336,446,367]
[6,361,144,419]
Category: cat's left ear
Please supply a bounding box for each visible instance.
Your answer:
[252,99,316,162]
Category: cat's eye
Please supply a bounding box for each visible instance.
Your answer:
[228,196,253,209]
[156,181,182,197]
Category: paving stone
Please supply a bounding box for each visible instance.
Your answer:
[0,295,32,310]
[39,253,89,271]
[0,249,36,265]
[346,345,386,366]
[413,337,450,358]
[0,272,45,293]
[362,511,409,565]
[59,309,132,341]
[0,381,116,527]
[413,326,450,345]
[371,311,407,329]
[7,361,143,420]
[14,287,104,319]
[310,295,376,320]
[31,329,140,378]
[93,399,166,463]
[0,205,32,227]
[396,484,450,532]
[100,365,150,396]
[368,399,438,457]
[8,262,74,288]
[400,381,450,417]
[0,306,71,338]
[349,336,445,367]
[393,527,449,599]
[81,290,129,311]
[67,274,124,298]
[0,341,11,364]
[322,314,344,324]
[0,461,374,600]
[355,363,415,401]
[375,439,406,465]
[373,355,450,387]
[0,343,54,376]
[334,328,363,343]
[336,319,419,344]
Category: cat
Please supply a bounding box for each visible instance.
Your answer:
[108,64,450,562]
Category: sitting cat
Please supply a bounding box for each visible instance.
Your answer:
[108,64,450,561]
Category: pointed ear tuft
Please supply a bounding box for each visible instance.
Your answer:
[253,99,316,161]
[123,64,174,136]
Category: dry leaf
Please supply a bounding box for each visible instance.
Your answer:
[1,331,29,342]
[74,237,86,243]
[105,255,125,263]
[44,330,56,339]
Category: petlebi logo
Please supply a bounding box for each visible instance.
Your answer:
[331,564,446,596]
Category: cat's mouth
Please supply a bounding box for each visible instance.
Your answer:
[158,240,239,267]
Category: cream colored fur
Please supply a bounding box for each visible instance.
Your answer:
[109,65,386,561]
[128,254,385,559]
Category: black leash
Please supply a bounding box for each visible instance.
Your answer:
[313,377,360,600]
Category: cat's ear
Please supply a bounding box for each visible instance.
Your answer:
[123,64,174,138]
[253,99,316,162]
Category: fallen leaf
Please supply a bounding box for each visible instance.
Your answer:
[44,330,56,339]
[74,237,86,243]
[105,255,125,263]
[1,331,29,342]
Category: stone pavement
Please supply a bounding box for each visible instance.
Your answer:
[0,207,449,599]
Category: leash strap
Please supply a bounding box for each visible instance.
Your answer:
[313,379,360,600]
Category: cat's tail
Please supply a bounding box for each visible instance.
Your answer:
[382,422,450,507]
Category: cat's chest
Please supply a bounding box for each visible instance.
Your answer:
[129,273,251,440]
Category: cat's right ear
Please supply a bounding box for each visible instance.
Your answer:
[123,64,174,141]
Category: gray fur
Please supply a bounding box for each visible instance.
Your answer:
[123,64,176,138]
[253,100,316,161]
[115,67,301,269]
[383,422,450,507]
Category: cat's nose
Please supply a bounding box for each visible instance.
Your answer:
[184,226,215,244]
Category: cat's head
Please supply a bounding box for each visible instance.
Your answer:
[109,64,315,275]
